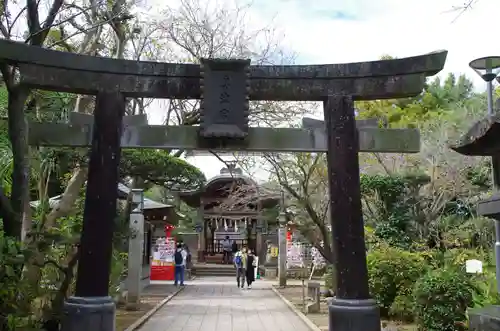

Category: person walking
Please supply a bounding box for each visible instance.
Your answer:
[174,242,187,286]
[182,242,192,269]
[245,248,256,289]
[222,235,233,264]
[231,240,238,255]
[234,246,247,288]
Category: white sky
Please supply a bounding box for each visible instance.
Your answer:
[143,0,500,181]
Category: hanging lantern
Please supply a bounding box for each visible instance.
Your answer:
[224,219,228,231]
[164,224,174,238]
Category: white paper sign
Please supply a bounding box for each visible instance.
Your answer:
[287,243,304,267]
[164,237,176,262]
[254,256,259,279]
[156,237,176,263]
[466,259,483,274]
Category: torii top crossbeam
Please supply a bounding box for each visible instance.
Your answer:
[0,39,447,101]
[0,39,447,154]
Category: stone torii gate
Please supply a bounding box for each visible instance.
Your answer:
[0,39,446,331]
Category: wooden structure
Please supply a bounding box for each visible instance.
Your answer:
[116,183,180,271]
[0,38,447,331]
[449,113,500,214]
[179,163,279,262]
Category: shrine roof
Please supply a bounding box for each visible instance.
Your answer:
[179,169,280,208]
[478,192,500,219]
[30,183,174,210]
[30,183,181,224]
[450,113,500,156]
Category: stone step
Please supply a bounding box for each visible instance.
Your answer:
[193,270,236,277]
[193,266,236,277]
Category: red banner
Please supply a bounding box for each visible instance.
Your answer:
[150,224,176,281]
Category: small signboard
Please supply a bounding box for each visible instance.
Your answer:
[466,259,483,274]
[270,246,279,258]
[199,58,250,139]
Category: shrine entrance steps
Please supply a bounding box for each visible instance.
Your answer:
[203,254,224,264]
[192,263,236,277]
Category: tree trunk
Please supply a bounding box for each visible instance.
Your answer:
[45,166,88,228]
[6,85,30,240]
[43,248,79,330]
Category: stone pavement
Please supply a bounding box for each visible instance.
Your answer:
[138,276,312,331]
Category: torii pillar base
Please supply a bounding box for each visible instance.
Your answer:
[61,296,115,331]
[328,298,380,331]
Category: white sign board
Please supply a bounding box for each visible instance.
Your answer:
[287,243,305,267]
[465,259,483,274]
[155,237,176,264]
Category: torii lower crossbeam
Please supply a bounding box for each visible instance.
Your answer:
[27,123,420,153]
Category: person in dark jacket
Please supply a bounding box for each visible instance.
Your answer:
[245,248,256,289]
[181,242,192,268]
[174,243,187,286]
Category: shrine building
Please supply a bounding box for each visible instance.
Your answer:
[179,163,280,263]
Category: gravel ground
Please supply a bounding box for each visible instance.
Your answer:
[116,284,179,331]
[275,285,416,331]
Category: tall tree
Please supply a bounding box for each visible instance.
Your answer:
[158,0,311,133]
[0,0,65,239]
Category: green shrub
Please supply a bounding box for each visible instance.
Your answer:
[389,292,415,322]
[470,269,500,308]
[322,265,336,291]
[442,248,490,269]
[367,245,427,317]
[0,229,37,330]
[414,267,476,331]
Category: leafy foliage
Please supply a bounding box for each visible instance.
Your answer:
[120,149,206,190]
[322,265,335,292]
[367,245,427,318]
[356,73,479,128]
[413,268,476,331]
[0,227,36,330]
[361,174,415,247]
[0,84,7,111]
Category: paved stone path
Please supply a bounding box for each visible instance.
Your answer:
[138,276,311,331]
